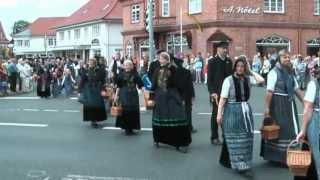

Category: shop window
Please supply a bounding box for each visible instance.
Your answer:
[256,34,290,55]
[307,38,320,56]
[189,0,202,14]
[167,35,190,55]
[131,4,140,23]
[264,0,285,13]
[315,0,320,15]
[162,0,170,17]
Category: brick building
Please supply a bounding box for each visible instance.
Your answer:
[120,0,320,59]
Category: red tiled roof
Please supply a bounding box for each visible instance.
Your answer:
[0,21,9,44]
[29,17,67,36]
[57,0,122,28]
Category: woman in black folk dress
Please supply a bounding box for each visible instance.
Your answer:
[151,52,191,153]
[114,60,144,135]
[79,58,107,128]
[36,64,51,98]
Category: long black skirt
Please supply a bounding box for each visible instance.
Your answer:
[153,125,191,147]
[83,106,107,122]
[116,110,141,130]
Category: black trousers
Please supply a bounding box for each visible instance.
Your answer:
[210,98,219,140]
[18,74,22,91]
[185,104,193,131]
[9,74,17,92]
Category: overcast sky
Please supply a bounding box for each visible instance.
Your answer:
[0,0,90,39]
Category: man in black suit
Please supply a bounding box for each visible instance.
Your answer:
[148,50,164,80]
[207,42,233,145]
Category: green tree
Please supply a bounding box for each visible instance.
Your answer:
[11,20,30,36]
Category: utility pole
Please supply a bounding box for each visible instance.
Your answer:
[146,0,155,61]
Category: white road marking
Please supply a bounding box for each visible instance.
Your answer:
[63,110,80,113]
[197,112,303,116]
[65,174,148,180]
[0,122,48,127]
[102,127,152,132]
[0,97,40,100]
[70,97,78,100]
[43,109,59,112]
[23,108,40,112]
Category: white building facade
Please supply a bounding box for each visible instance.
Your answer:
[54,20,123,61]
[13,30,57,58]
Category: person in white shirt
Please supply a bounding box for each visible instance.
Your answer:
[217,55,264,173]
[295,59,320,180]
[16,58,26,92]
[261,49,304,164]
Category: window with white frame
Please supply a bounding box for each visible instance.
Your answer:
[264,0,285,13]
[162,0,170,17]
[48,38,54,46]
[24,40,30,47]
[131,4,140,23]
[92,24,100,37]
[59,31,64,41]
[189,0,202,14]
[315,0,320,15]
[16,40,23,47]
[84,27,88,40]
[74,29,81,40]
[68,31,71,40]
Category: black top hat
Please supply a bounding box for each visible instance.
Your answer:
[216,41,229,48]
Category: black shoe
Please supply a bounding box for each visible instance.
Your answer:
[91,122,98,128]
[191,129,198,134]
[154,142,160,148]
[176,146,189,153]
[211,139,222,145]
[238,169,254,179]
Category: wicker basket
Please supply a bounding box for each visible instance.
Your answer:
[287,140,312,177]
[261,122,280,140]
[111,102,122,117]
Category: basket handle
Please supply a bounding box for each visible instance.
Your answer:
[287,139,311,152]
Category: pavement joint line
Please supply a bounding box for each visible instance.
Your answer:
[0,122,48,127]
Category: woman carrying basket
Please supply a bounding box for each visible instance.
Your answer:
[216,56,265,173]
[295,59,320,180]
[261,49,304,164]
[114,60,144,135]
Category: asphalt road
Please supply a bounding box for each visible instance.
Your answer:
[0,84,302,180]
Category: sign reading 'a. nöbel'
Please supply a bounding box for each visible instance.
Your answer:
[223,6,261,15]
